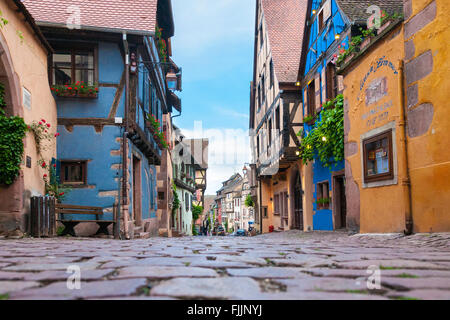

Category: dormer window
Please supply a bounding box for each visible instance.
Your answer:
[51,47,97,85]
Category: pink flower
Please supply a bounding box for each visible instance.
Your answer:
[55,133,60,137]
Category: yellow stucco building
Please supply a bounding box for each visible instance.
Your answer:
[0,0,57,235]
[339,0,450,233]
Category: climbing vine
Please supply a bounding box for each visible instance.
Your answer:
[38,159,70,202]
[0,83,28,185]
[192,205,203,222]
[298,94,344,168]
[171,182,180,215]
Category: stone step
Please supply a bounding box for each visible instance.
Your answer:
[171,230,183,238]
[134,226,144,234]
[134,232,151,239]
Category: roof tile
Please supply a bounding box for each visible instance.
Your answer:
[22,0,158,34]
[262,0,309,83]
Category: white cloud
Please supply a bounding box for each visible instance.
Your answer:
[177,126,251,194]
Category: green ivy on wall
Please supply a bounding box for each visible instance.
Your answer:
[298,94,344,168]
[171,182,180,215]
[0,83,27,185]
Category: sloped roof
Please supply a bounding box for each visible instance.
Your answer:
[261,0,308,83]
[336,0,403,23]
[22,0,159,35]
[9,0,52,53]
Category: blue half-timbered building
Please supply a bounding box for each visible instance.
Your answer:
[24,0,178,238]
[301,0,349,230]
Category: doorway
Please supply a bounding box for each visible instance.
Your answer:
[333,173,347,229]
[132,155,142,227]
[292,171,304,230]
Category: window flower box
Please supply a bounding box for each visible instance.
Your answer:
[378,20,391,35]
[51,82,98,99]
[360,37,372,50]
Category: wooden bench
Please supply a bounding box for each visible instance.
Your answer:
[56,204,117,237]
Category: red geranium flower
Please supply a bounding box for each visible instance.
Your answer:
[59,192,65,196]
[43,174,47,178]
[54,133,60,137]
[46,123,51,128]
[42,162,46,168]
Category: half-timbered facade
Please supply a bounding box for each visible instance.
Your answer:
[249,0,308,233]
[301,0,403,231]
[23,0,179,239]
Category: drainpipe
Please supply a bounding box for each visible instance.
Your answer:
[258,178,263,234]
[398,60,413,235]
[122,33,130,239]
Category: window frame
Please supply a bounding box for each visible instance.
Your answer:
[270,59,274,88]
[307,81,316,117]
[363,130,394,183]
[60,160,88,185]
[326,62,338,100]
[316,181,330,210]
[50,44,98,86]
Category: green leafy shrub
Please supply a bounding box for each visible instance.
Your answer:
[244,194,254,207]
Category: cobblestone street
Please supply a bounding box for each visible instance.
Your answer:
[0,231,449,300]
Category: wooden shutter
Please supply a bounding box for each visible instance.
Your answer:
[323,0,332,22]
[321,68,326,104]
[315,74,321,111]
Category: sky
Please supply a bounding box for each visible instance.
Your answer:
[171,0,256,195]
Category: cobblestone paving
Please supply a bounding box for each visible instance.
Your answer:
[0,231,449,300]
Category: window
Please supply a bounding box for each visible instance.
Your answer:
[274,194,280,215]
[61,161,87,185]
[326,63,338,100]
[307,81,316,117]
[268,118,272,144]
[318,10,325,32]
[259,25,264,49]
[263,206,268,219]
[257,135,260,157]
[52,48,96,85]
[261,74,266,103]
[316,181,330,210]
[185,193,189,211]
[363,131,394,183]
[158,192,165,201]
[270,59,274,88]
[257,83,262,111]
[275,106,280,130]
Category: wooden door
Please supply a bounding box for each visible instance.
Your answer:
[293,172,304,230]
